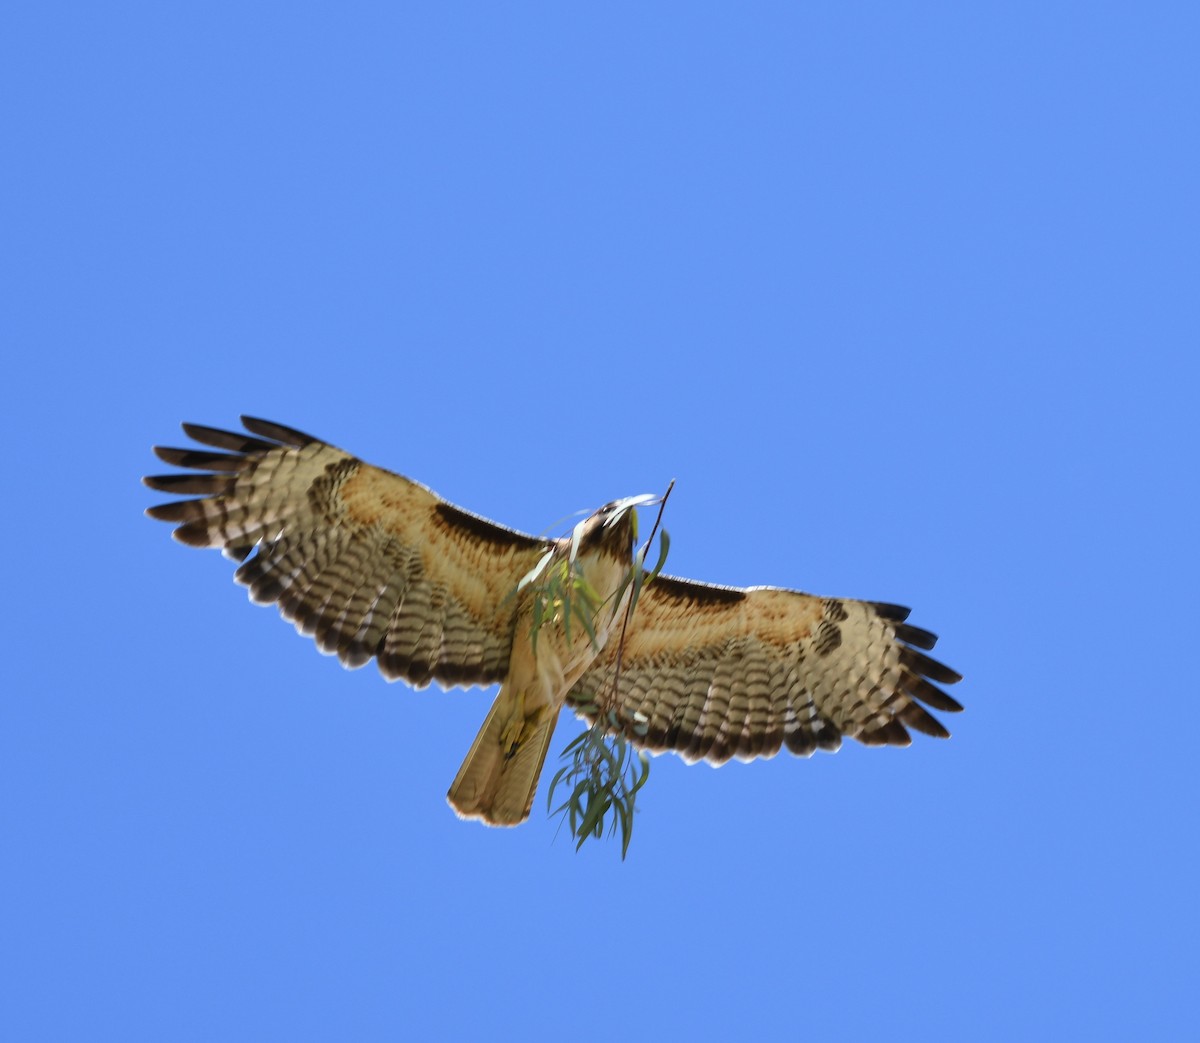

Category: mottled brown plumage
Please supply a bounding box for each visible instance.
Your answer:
[567,583,962,765]
[145,416,962,827]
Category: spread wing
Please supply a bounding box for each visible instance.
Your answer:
[566,575,962,765]
[144,416,553,689]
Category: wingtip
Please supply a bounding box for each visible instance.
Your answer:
[180,422,277,453]
[239,415,317,447]
[901,646,963,686]
[871,601,912,622]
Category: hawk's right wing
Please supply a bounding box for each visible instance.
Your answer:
[144,416,553,689]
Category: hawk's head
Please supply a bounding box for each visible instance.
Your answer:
[574,495,658,561]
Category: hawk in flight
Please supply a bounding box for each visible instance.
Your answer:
[145,417,962,826]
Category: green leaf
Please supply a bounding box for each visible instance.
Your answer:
[559,730,591,755]
[632,752,651,793]
[573,601,598,648]
[630,561,646,610]
[646,529,670,582]
[616,802,632,859]
[530,597,544,653]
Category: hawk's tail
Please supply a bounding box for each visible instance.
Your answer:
[447,691,559,827]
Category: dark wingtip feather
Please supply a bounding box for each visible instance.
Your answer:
[901,647,963,685]
[145,500,207,523]
[143,473,234,495]
[908,676,964,714]
[172,521,217,547]
[240,416,317,447]
[181,422,276,454]
[898,702,951,739]
[153,445,246,472]
[871,601,912,622]
[894,622,938,650]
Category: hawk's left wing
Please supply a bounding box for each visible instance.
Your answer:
[144,416,553,689]
[566,575,962,765]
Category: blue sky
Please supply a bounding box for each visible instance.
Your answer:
[3,3,1197,1039]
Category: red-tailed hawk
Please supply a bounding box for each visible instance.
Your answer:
[144,417,962,826]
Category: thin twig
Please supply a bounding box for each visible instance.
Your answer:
[607,479,675,717]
